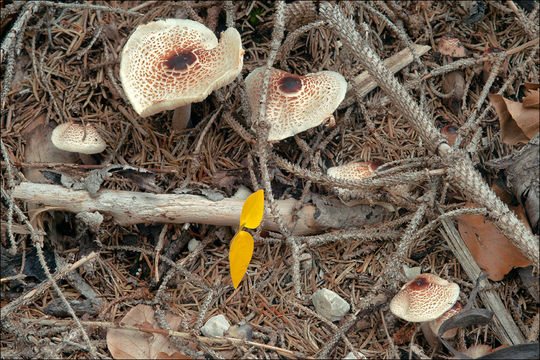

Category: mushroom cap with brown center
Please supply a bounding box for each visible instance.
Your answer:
[389,273,460,322]
[51,122,106,154]
[327,162,379,180]
[244,67,347,141]
[438,35,466,58]
[120,19,244,117]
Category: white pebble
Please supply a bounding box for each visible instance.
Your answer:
[188,238,201,252]
[201,315,230,337]
[343,351,367,359]
[312,288,350,322]
[230,185,252,200]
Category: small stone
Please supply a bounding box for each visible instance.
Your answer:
[299,253,313,271]
[343,351,366,359]
[201,315,230,337]
[231,185,252,200]
[188,238,201,252]
[312,288,350,322]
[225,324,253,341]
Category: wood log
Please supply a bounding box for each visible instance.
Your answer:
[11,182,388,235]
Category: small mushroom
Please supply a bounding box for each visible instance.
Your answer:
[326,161,379,204]
[327,161,378,180]
[438,35,466,58]
[460,344,493,359]
[438,36,466,114]
[389,273,460,347]
[120,19,244,130]
[482,47,508,82]
[244,67,347,141]
[441,124,459,146]
[327,161,412,210]
[51,122,106,155]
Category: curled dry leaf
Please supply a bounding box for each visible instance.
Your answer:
[488,88,540,145]
[456,203,531,281]
[106,304,188,359]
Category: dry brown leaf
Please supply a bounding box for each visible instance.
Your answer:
[22,114,79,182]
[524,82,539,91]
[488,93,539,145]
[457,203,531,281]
[106,304,187,359]
[522,89,539,109]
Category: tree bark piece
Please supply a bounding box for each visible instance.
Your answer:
[11,182,388,236]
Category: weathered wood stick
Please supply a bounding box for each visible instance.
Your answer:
[12,182,318,234]
[351,44,432,98]
[12,182,327,235]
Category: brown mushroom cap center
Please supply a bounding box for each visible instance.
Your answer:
[409,276,429,290]
[164,50,197,71]
[278,75,302,93]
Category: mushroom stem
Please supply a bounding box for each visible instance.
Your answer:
[172,104,192,130]
[420,322,440,348]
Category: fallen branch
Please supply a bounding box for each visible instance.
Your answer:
[11,182,388,235]
[340,44,431,108]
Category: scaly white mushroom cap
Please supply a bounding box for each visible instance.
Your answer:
[327,162,378,180]
[51,122,106,154]
[120,19,244,117]
[244,67,347,141]
[389,273,460,322]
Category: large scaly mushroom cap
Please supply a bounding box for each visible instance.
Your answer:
[389,273,460,322]
[120,19,244,117]
[244,67,347,141]
[51,122,106,154]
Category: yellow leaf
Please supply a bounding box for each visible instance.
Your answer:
[229,231,254,288]
[239,189,264,229]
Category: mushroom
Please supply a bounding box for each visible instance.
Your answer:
[51,122,106,155]
[482,47,508,82]
[438,35,467,58]
[327,161,412,210]
[460,344,493,359]
[389,273,460,347]
[438,36,466,114]
[441,124,459,146]
[327,161,378,180]
[244,67,347,141]
[119,19,244,130]
[326,161,379,204]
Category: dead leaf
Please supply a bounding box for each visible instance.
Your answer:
[22,114,79,182]
[106,304,187,359]
[524,82,539,91]
[522,89,539,109]
[489,93,540,145]
[457,203,531,281]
